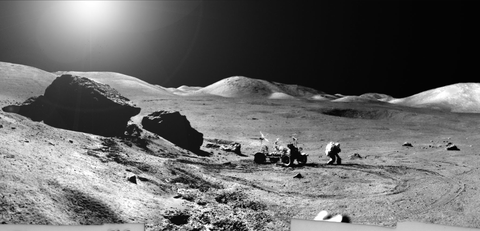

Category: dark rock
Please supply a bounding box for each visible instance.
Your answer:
[402,142,413,147]
[127,175,137,184]
[293,173,303,178]
[446,143,460,151]
[173,194,182,199]
[2,75,141,136]
[141,111,203,151]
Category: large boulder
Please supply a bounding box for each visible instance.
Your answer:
[2,74,141,136]
[141,111,203,151]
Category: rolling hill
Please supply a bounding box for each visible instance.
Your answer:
[175,76,337,100]
[0,62,57,103]
[55,71,173,101]
[389,83,480,113]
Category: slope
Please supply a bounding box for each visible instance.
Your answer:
[390,83,480,113]
[0,62,57,103]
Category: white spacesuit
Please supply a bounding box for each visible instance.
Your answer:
[325,141,341,165]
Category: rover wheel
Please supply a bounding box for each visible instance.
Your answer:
[297,155,307,166]
[254,152,266,164]
[282,155,293,167]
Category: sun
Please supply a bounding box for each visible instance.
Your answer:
[65,1,111,30]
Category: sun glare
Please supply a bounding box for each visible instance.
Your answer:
[67,1,110,28]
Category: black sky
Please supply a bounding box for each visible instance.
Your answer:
[0,1,478,98]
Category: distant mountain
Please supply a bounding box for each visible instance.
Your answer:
[3,62,480,113]
[389,83,480,113]
[180,76,336,100]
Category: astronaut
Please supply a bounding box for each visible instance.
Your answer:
[325,141,341,165]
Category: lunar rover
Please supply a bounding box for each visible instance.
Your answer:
[254,136,308,167]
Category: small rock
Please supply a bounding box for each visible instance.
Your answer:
[293,173,303,179]
[350,153,363,159]
[69,140,73,144]
[127,175,137,184]
[0,124,3,128]
[197,201,207,206]
[402,142,413,147]
[446,144,460,151]
[173,194,182,199]
[11,127,15,130]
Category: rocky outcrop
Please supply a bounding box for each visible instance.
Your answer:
[141,111,203,151]
[2,74,141,136]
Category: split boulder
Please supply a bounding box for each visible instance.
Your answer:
[2,74,141,136]
[141,110,203,151]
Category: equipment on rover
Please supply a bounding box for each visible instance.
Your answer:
[254,136,308,166]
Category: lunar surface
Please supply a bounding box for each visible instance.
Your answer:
[2,61,480,230]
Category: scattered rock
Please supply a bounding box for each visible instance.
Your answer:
[446,143,460,151]
[127,175,137,184]
[163,209,190,225]
[293,173,303,178]
[141,111,203,151]
[402,142,413,147]
[2,74,141,136]
[206,143,220,149]
[349,153,363,159]
[205,138,242,154]
[220,142,241,154]
[125,123,143,137]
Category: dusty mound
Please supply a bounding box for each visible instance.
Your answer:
[196,76,327,100]
[141,111,204,151]
[3,74,141,136]
[390,83,480,113]
[0,62,57,103]
[55,71,172,101]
